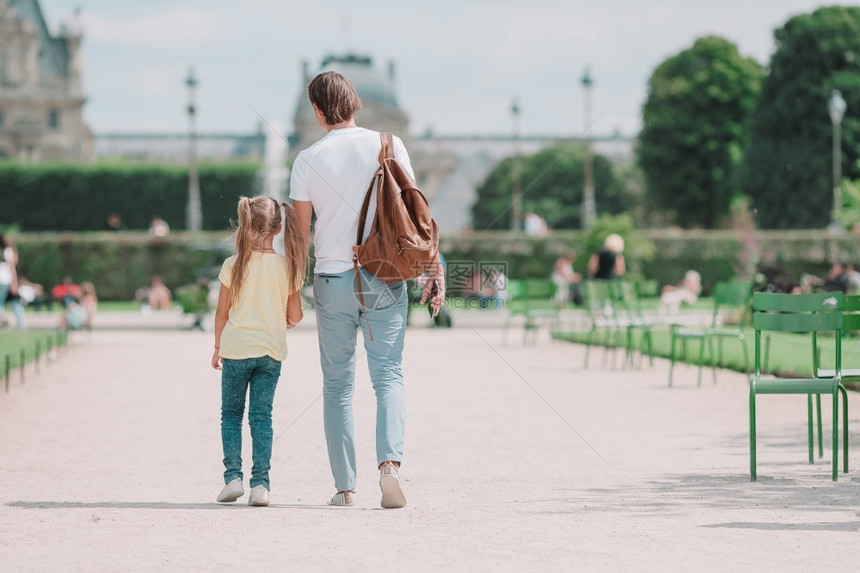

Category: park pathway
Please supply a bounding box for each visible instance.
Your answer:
[1,319,859,571]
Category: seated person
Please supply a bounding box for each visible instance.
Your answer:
[51,276,82,307]
[823,262,851,293]
[659,270,702,314]
[551,253,583,306]
[147,276,173,310]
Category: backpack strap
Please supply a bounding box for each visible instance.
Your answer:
[378,131,394,164]
[355,171,379,246]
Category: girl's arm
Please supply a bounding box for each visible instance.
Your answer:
[286,290,303,329]
[212,283,230,370]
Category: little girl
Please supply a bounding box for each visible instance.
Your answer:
[211,196,306,507]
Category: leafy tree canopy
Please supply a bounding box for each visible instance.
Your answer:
[471,143,626,231]
[741,6,860,229]
[639,35,763,228]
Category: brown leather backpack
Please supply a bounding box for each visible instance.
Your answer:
[353,132,439,285]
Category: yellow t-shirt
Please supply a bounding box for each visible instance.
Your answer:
[218,252,294,361]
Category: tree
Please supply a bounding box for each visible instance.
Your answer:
[740,6,860,229]
[470,143,626,231]
[638,35,763,228]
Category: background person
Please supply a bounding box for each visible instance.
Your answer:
[147,276,172,310]
[551,252,583,306]
[659,270,702,314]
[0,233,22,329]
[588,233,626,280]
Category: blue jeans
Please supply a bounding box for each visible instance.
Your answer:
[313,268,408,492]
[221,355,281,490]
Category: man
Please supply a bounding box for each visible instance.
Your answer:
[290,71,444,509]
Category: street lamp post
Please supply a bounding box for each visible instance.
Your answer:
[186,67,202,232]
[581,66,596,229]
[828,89,847,233]
[510,96,522,231]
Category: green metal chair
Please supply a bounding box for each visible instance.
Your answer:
[749,291,847,482]
[502,279,528,344]
[582,280,624,369]
[668,281,752,387]
[611,280,659,369]
[522,279,558,344]
[502,279,556,344]
[807,293,856,463]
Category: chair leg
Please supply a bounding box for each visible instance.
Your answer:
[763,334,771,373]
[669,335,677,387]
[832,387,838,482]
[646,329,654,367]
[710,337,718,385]
[750,386,758,481]
[807,394,814,464]
[839,383,849,473]
[816,394,823,459]
[740,335,750,379]
[583,328,594,369]
[697,338,706,388]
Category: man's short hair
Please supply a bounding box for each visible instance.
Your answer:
[307,71,362,126]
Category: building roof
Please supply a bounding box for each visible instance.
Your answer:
[8,0,71,79]
[295,53,400,115]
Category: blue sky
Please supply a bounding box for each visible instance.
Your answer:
[38,0,855,137]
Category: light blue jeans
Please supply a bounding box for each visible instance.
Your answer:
[313,268,407,492]
[0,284,24,329]
[220,355,281,490]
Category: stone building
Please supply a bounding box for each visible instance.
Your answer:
[0,0,91,161]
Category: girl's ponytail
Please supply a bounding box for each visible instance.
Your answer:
[229,197,256,308]
[281,202,308,295]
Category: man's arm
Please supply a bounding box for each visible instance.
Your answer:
[292,200,312,242]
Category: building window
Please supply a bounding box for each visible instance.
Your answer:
[49,109,60,129]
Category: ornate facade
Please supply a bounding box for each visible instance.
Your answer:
[0,0,91,161]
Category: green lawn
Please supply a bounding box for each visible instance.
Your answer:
[551,322,860,382]
[0,329,67,370]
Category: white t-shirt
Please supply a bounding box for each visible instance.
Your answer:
[289,127,415,275]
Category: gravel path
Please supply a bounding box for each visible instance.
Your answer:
[1,319,859,571]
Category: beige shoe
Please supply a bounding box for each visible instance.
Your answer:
[248,485,269,507]
[216,478,244,503]
[379,461,407,509]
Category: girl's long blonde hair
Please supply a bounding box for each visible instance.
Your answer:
[229,196,307,308]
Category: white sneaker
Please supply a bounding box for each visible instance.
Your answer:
[248,485,269,507]
[329,490,355,506]
[379,461,407,509]
[216,478,244,503]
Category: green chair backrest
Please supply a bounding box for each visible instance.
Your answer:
[525,279,556,300]
[583,280,614,319]
[505,279,527,302]
[711,281,753,328]
[753,291,843,375]
[611,280,642,317]
[752,292,843,333]
[843,293,860,331]
[635,279,660,299]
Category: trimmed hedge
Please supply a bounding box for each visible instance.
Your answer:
[9,229,860,301]
[0,161,261,232]
[15,232,233,301]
